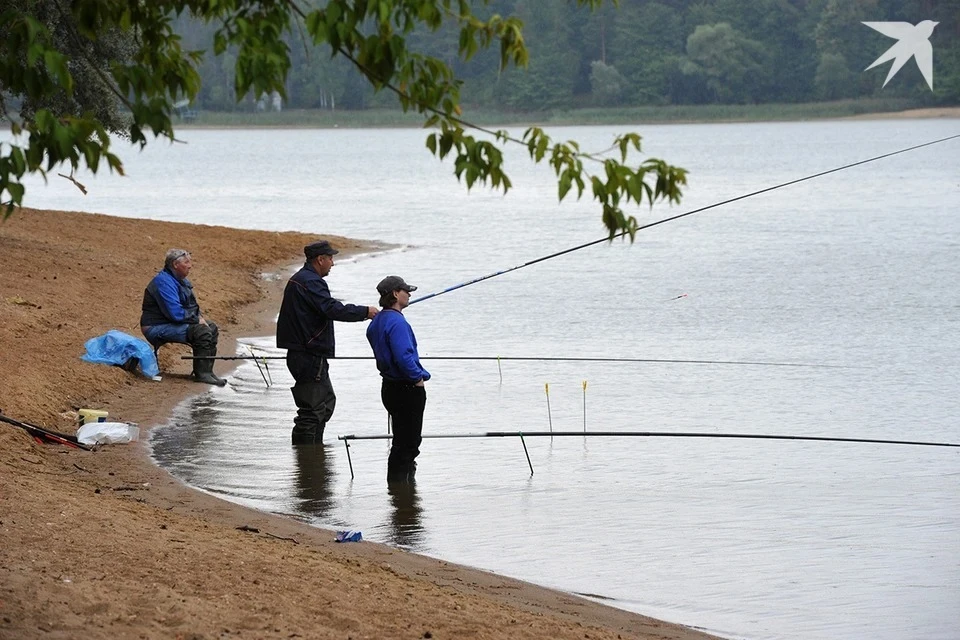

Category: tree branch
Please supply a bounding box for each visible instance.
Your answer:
[50,2,136,114]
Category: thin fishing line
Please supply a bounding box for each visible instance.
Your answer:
[410,133,960,305]
[372,355,846,368]
[184,354,848,368]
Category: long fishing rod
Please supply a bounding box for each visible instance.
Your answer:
[339,430,960,448]
[182,354,847,368]
[410,133,960,305]
[337,430,960,477]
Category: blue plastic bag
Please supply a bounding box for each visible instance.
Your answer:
[81,330,160,378]
[335,530,363,543]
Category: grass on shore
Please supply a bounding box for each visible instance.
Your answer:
[181,97,924,129]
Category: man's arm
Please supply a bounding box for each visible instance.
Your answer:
[304,277,370,322]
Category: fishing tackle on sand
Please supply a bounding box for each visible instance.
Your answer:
[0,411,92,450]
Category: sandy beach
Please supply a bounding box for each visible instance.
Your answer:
[0,207,718,639]
[841,106,960,120]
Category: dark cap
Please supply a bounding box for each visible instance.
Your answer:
[304,240,339,260]
[376,275,417,295]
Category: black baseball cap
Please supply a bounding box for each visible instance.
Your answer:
[376,275,417,295]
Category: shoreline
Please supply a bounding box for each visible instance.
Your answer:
[175,105,960,130]
[0,208,719,639]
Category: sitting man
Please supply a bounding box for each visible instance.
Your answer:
[140,248,226,386]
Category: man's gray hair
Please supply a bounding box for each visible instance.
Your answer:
[164,248,190,270]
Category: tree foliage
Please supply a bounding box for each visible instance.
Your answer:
[1,0,687,239]
[589,60,625,106]
[154,1,960,111]
[608,2,684,104]
[815,52,857,100]
[683,23,770,104]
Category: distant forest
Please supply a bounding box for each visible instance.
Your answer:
[174,0,959,112]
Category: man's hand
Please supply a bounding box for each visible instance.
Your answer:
[366,306,379,320]
[415,380,425,387]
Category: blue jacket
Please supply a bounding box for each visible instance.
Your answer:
[276,262,368,356]
[140,268,201,326]
[366,308,430,383]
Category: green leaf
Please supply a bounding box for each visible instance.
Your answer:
[558,171,572,201]
[591,176,606,201]
[438,133,453,158]
[10,147,26,175]
[6,182,25,206]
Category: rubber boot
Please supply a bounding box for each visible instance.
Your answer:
[192,348,227,386]
[387,460,416,483]
[291,430,320,445]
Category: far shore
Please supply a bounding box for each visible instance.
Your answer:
[837,106,960,120]
[173,101,960,130]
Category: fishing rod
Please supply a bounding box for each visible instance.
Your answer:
[336,430,960,477]
[0,411,92,450]
[182,354,848,368]
[410,133,960,305]
[339,430,960,448]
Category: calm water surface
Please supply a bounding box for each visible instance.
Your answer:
[20,120,960,640]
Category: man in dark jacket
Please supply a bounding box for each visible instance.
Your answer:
[140,248,226,386]
[276,240,377,445]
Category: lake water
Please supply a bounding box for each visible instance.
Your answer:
[17,119,960,640]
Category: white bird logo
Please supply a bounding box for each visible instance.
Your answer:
[863,20,938,90]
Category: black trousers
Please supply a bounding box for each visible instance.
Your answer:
[381,379,426,479]
[286,352,336,442]
[185,321,219,352]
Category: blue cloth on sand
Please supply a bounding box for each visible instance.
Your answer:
[81,330,160,378]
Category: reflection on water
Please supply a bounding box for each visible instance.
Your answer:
[386,480,424,549]
[188,395,223,431]
[293,445,336,518]
[150,395,224,469]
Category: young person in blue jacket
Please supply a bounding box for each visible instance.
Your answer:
[276,241,378,445]
[366,275,430,482]
[140,248,226,386]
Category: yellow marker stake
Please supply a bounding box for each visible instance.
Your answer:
[582,380,588,433]
[545,383,553,434]
[497,355,503,384]
[248,345,273,387]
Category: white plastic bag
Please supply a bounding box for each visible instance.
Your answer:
[76,421,140,445]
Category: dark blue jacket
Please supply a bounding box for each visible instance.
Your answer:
[140,268,201,326]
[366,308,430,383]
[276,262,368,356]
